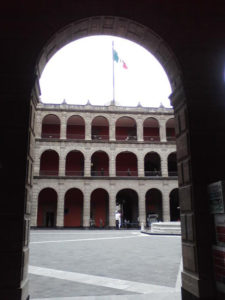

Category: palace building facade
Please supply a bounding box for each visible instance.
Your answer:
[31,101,179,228]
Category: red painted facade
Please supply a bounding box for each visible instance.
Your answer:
[40,150,59,176]
[91,151,109,176]
[116,152,137,176]
[37,188,57,227]
[64,189,83,227]
[65,151,84,176]
[91,189,109,227]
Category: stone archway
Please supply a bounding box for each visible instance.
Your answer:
[3,5,224,300]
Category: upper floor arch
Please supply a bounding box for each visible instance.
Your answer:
[115,116,137,141]
[91,116,109,141]
[66,115,85,140]
[41,114,61,139]
[143,117,160,141]
[166,118,175,141]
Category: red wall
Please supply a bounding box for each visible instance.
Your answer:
[92,126,109,139]
[91,189,108,227]
[145,190,162,220]
[42,124,60,138]
[37,189,57,226]
[40,151,59,175]
[116,127,137,139]
[64,189,83,227]
[144,128,159,140]
[116,153,137,175]
[166,128,175,137]
[67,125,85,139]
[92,152,109,175]
[65,151,84,175]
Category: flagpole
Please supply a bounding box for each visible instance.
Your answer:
[112,40,115,103]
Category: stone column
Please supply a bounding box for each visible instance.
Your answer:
[35,112,42,138]
[85,118,91,140]
[159,119,167,142]
[59,155,65,176]
[84,153,91,176]
[56,187,64,227]
[31,188,38,226]
[138,191,146,226]
[138,153,144,177]
[161,152,168,177]
[137,118,143,142]
[109,154,116,177]
[60,113,67,139]
[162,186,170,222]
[33,148,41,176]
[109,190,116,228]
[83,186,91,227]
[109,118,115,141]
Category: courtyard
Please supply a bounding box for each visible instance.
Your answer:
[29,230,182,300]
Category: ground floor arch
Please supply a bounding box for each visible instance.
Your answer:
[64,188,83,227]
[90,189,109,228]
[145,189,163,222]
[116,189,139,227]
[37,188,57,227]
[170,188,180,221]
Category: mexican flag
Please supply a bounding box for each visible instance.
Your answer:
[113,49,128,69]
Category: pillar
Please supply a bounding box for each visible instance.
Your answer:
[137,118,143,141]
[35,112,42,138]
[109,154,116,176]
[138,192,146,226]
[59,155,65,176]
[83,187,91,227]
[56,189,64,227]
[161,153,168,177]
[109,191,116,228]
[84,154,91,176]
[138,154,144,177]
[60,113,67,139]
[162,187,170,222]
[159,119,167,142]
[31,188,38,226]
[171,85,217,299]
[109,118,115,141]
[85,117,91,140]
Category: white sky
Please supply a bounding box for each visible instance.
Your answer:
[40,35,172,107]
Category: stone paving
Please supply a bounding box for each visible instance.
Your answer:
[29,230,182,299]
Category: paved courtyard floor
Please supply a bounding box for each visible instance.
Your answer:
[29,230,182,300]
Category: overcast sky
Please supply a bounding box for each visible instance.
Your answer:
[40,35,172,107]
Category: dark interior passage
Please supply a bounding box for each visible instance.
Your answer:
[37,188,57,227]
[170,189,180,221]
[65,151,84,176]
[116,152,137,176]
[67,115,85,140]
[145,189,163,221]
[168,152,177,176]
[91,189,109,227]
[116,189,139,227]
[91,151,109,176]
[64,188,83,227]
[144,152,161,176]
[42,114,60,138]
[40,150,59,176]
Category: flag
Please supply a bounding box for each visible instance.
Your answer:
[113,49,128,69]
